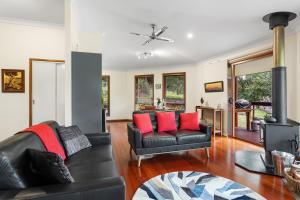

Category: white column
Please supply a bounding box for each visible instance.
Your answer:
[64,0,103,125]
[64,0,73,125]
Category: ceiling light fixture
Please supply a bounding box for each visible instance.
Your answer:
[187,33,194,39]
[137,51,154,60]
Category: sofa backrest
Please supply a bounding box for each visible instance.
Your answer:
[0,133,45,190]
[132,110,184,131]
[0,120,64,190]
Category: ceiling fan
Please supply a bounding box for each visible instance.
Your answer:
[130,24,174,45]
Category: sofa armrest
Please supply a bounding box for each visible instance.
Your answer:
[127,123,142,149]
[1,177,125,200]
[85,132,111,145]
[200,123,212,141]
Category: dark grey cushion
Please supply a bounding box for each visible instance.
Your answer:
[27,149,74,185]
[58,126,92,157]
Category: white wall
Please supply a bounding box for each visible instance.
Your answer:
[285,33,299,122]
[103,64,198,120]
[102,70,131,120]
[297,32,300,121]
[235,56,272,76]
[0,21,65,141]
[194,60,229,132]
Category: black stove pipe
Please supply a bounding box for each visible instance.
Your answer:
[263,12,297,124]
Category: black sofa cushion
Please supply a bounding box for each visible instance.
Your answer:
[27,149,74,185]
[169,130,207,145]
[65,145,114,167]
[68,160,119,182]
[142,132,177,148]
[58,126,92,157]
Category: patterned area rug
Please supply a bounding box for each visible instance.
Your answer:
[132,171,266,200]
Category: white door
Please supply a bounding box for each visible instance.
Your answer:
[32,61,65,125]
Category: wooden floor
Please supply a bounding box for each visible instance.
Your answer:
[107,122,294,200]
[235,127,262,146]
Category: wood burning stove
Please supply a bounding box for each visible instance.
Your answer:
[235,12,300,176]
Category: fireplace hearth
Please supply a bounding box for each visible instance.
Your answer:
[235,12,300,176]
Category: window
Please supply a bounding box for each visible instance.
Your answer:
[163,72,186,110]
[135,75,154,110]
[102,75,110,116]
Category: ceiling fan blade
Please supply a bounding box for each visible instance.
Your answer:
[155,26,168,37]
[142,38,153,45]
[130,32,151,38]
[156,37,174,43]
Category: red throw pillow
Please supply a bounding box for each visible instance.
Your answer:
[133,113,153,134]
[156,112,177,132]
[180,112,200,131]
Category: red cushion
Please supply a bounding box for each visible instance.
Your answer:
[133,113,153,134]
[180,112,200,131]
[156,112,177,132]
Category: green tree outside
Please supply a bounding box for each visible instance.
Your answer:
[237,71,271,102]
[237,71,272,127]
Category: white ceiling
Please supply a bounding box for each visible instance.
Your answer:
[1,0,300,70]
[0,0,64,24]
[73,0,300,70]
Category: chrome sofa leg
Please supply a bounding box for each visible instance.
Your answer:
[137,156,142,167]
[205,148,210,158]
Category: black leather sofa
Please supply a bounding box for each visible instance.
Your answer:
[128,110,212,167]
[0,121,125,200]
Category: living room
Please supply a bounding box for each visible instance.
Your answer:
[0,0,300,200]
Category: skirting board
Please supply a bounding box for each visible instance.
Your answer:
[107,119,132,123]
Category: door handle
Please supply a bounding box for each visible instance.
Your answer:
[32,99,35,105]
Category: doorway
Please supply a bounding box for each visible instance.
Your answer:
[227,49,273,145]
[29,58,65,126]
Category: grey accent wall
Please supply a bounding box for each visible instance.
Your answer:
[72,52,102,133]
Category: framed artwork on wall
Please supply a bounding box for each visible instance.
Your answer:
[204,81,224,93]
[1,69,25,93]
[155,84,161,89]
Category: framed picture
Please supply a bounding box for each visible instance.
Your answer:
[204,81,223,93]
[1,69,25,93]
[155,83,161,89]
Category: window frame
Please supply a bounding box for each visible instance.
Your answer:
[162,72,186,109]
[134,74,155,107]
[102,75,110,116]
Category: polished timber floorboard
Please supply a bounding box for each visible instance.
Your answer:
[107,122,294,200]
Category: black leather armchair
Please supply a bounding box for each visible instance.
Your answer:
[128,111,212,167]
[0,121,125,200]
